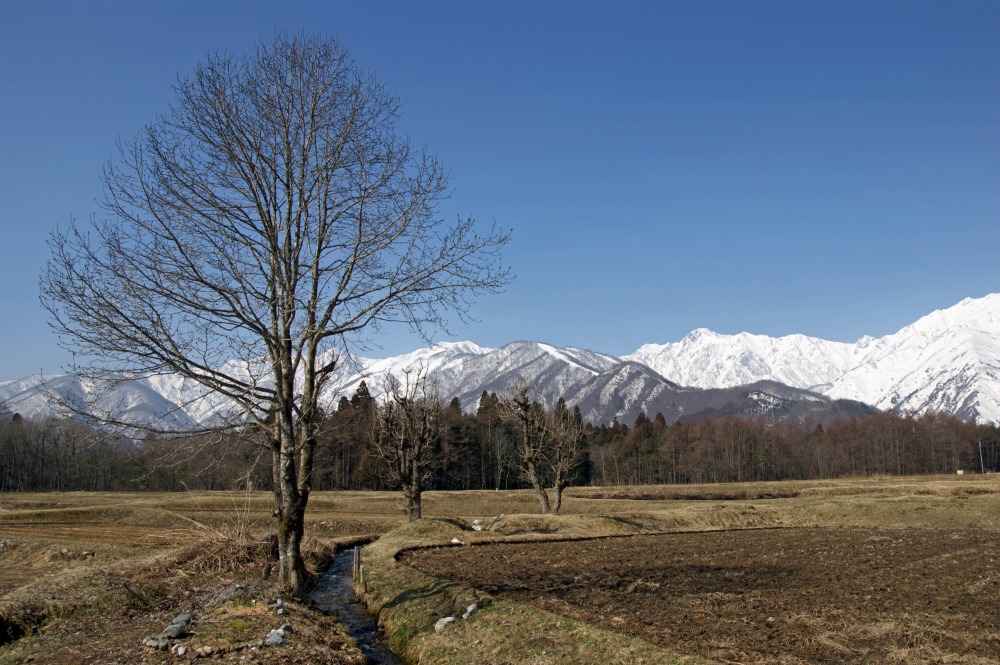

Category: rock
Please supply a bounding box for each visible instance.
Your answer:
[434,616,456,632]
[198,582,246,609]
[276,607,286,616]
[81,551,94,558]
[280,623,293,634]
[450,537,464,545]
[172,613,193,625]
[264,628,285,646]
[142,636,170,650]
[175,645,187,656]
[160,622,186,639]
[462,603,477,620]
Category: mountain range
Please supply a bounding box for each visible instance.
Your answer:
[2,293,997,427]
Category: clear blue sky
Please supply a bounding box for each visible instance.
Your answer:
[1,0,997,378]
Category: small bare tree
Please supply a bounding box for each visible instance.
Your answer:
[500,386,552,513]
[500,389,586,514]
[41,33,509,596]
[370,369,440,521]
[549,398,586,513]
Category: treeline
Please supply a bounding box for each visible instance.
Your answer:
[586,410,1000,485]
[2,384,999,493]
[314,385,1000,490]
[0,414,271,493]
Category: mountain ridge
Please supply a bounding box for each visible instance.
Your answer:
[2,293,997,426]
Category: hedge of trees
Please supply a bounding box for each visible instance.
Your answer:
[3,384,998,494]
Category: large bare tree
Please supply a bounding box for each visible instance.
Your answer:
[41,33,509,596]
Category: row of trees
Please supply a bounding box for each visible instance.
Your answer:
[586,410,999,486]
[0,413,273,493]
[322,377,587,519]
[7,389,998,498]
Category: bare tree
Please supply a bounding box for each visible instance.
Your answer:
[500,386,552,513]
[499,389,586,514]
[370,368,439,521]
[548,398,585,513]
[41,33,509,596]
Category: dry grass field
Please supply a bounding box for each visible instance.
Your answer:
[1,475,999,663]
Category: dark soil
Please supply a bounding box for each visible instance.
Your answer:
[403,527,1000,664]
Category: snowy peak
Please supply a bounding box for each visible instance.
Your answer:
[630,293,1000,423]
[626,328,860,392]
[331,341,618,413]
[825,294,1000,421]
[0,374,200,430]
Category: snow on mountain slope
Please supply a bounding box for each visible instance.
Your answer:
[0,374,198,429]
[628,293,1000,423]
[825,295,1000,422]
[335,341,619,412]
[3,294,997,426]
[626,329,861,391]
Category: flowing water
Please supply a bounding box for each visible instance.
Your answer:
[311,546,404,665]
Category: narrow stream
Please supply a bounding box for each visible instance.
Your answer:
[311,546,404,665]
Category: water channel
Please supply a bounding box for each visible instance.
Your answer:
[311,546,404,665]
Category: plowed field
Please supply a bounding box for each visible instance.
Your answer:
[404,527,1000,664]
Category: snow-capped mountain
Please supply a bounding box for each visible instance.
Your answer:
[0,374,200,430]
[625,329,862,392]
[337,344,870,425]
[340,340,621,413]
[2,293,997,426]
[626,293,1000,423]
[823,295,1000,421]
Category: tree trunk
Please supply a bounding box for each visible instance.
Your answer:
[527,462,551,513]
[552,482,566,514]
[277,500,307,596]
[274,431,309,598]
[403,484,422,521]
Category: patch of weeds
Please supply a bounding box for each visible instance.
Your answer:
[227,618,254,641]
[390,623,418,653]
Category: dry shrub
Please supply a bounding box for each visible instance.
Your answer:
[169,532,271,575]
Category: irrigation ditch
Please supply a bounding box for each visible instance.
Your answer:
[312,542,404,665]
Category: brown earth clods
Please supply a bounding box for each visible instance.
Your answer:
[404,527,1000,664]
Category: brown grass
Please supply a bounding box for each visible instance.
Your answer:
[1,474,999,663]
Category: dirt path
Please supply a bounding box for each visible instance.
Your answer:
[404,527,1000,664]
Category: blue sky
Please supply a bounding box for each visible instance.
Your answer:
[1,0,997,379]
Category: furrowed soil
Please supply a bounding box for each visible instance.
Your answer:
[404,527,1000,664]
